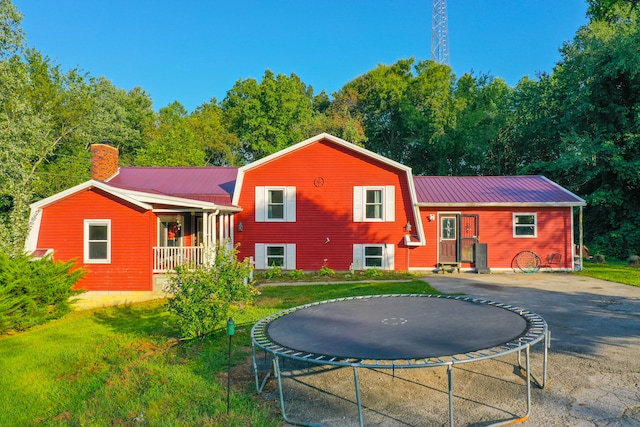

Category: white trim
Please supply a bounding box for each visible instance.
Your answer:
[353,243,395,270]
[255,243,296,269]
[84,219,111,263]
[513,212,538,238]
[255,186,296,222]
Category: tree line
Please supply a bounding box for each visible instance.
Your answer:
[1,0,638,259]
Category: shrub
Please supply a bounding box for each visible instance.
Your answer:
[263,264,283,279]
[287,269,304,280]
[0,252,85,334]
[164,244,257,339]
[318,265,335,276]
[364,268,384,279]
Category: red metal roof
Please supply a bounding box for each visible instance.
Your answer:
[413,176,585,205]
[107,167,238,206]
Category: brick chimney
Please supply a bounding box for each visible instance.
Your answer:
[91,143,119,181]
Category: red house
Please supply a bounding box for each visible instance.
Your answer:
[26,133,585,300]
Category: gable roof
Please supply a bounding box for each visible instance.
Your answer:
[413,175,586,206]
[107,166,238,206]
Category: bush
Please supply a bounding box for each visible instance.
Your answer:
[263,264,283,279]
[0,252,85,334]
[287,269,304,280]
[164,244,257,339]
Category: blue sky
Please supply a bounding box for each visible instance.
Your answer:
[15,1,589,112]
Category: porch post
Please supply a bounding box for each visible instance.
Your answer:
[579,206,584,271]
[203,211,209,248]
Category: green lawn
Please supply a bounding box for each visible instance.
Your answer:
[576,258,640,287]
[0,278,435,426]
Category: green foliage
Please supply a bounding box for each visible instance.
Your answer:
[318,265,335,277]
[222,70,318,162]
[262,264,283,279]
[286,269,304,280]
[0,252,85,334]
[363,268,384,279]
[164,245,256,339]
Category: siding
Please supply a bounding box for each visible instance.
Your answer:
[410,206,574,270]
[235,139,417,271]
[37,188,154,291]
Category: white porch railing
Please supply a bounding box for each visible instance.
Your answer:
[153,246,206,272]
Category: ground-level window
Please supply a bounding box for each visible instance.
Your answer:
[266,245,285,267]
[352,244,395,270]
[84,220,110,263]
[513,213,537,237]
[255,243,296,269]
[364,245,384,267]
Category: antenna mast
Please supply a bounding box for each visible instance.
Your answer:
[431,0,449,64]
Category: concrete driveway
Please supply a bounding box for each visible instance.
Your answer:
[426,272,640,426]
[272,272,640,426]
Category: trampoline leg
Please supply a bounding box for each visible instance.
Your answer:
[251,342,271,394]
[489,345,532,426]
[447,363,454,427]
[272,356,325,427]
[353,367,364,427]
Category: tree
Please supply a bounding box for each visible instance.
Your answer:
[222,70,316,162]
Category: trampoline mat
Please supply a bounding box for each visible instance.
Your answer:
[266,296,529,360]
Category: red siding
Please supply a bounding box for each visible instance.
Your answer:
[235,140,417,271]
[37,188,155,291]
[411,206,575,270]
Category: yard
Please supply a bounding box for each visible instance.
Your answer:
[1,263,638,426]
[0,279,435,426]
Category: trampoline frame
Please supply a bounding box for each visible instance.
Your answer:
[251,294,549,427]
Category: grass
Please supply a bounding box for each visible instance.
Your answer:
[0,278,435,426]
[576,258,640,287]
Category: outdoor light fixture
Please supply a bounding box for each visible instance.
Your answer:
[405,222,412,232]
[237,222,243,232]
[429,214,435,221]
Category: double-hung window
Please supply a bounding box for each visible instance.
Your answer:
[84,220,111,263]
[266,245,285,267]
[352,244,394,270]
[365,189,383,219]
[255,187,296,222]
[353,186,395,222]
[267,189,284,220]
[513,213,537,237]
[255,243,296,269]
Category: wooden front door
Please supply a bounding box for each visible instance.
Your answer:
[439,214,480,265]
[439,216,457,263]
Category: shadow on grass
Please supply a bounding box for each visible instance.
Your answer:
[91,300,179,339]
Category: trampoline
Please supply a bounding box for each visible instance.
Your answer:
[251,294,549,427]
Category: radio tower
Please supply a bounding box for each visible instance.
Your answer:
[431,0,449,64]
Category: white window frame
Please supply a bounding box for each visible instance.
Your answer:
[254,243,296,269]
[513,213,537,238]
[353,186,395,222]
[255,186,296,222]
[84,219,111,263]
[352,244,395,270]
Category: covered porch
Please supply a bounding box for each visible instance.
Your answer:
[153,209,238,272]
